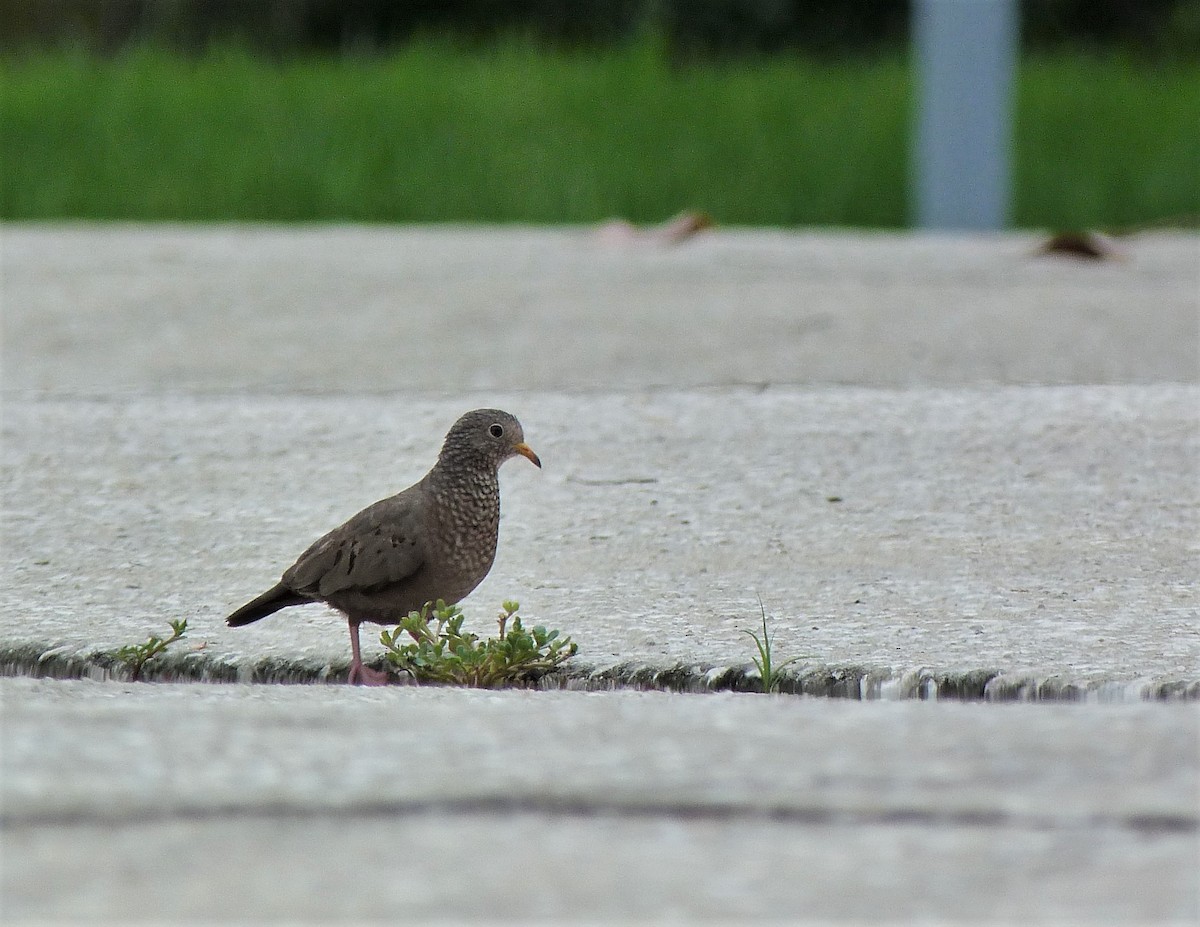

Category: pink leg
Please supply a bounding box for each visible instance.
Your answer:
[347,620,389,686]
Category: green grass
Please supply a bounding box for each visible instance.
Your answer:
[2,40,1196,227]
[742,602,802,694]
[1016,55,1200,229]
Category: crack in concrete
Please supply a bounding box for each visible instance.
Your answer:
[4,795,1195,834]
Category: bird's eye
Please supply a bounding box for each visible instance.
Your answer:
[489,423,504,438]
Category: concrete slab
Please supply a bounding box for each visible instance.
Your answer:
[2,386,1197,697]
[3,225,1197,393]
[3,678,1197,922]
[2,225,1198,923]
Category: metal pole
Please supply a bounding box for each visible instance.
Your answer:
[913,0,1019,229]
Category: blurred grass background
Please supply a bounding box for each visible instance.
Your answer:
[2,0,1198,228]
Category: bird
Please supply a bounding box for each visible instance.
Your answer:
[226,409,541,685]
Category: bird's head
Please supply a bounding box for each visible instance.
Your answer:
[439,409,541,472]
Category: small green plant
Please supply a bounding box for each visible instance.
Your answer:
[742,602,800,693]
[114,618,188,681]
[380,600,577,688]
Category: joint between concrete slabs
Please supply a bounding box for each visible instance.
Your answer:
[4,648,1197,702]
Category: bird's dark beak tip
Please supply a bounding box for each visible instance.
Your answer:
[515,442,541,469]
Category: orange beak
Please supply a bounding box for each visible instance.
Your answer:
[514,442,542,469]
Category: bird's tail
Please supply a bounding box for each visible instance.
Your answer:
[226,583,308,627]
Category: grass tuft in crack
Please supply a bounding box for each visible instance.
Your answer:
[743,601,801,693]
[380,600,577,687]
[114,618,188,681]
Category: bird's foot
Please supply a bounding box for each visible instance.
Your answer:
[348,662,390,686]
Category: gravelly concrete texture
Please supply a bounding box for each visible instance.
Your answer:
[3,386,1198,697]
[3,678,1197,923]
[2,225,1198,923]
[3,225,1197,392]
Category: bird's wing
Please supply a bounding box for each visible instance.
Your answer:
[283,490,428,598]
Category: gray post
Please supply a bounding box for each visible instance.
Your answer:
[912,0,1019,229]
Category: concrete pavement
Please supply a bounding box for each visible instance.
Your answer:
[3,225,1196,393]
[2,385,1198,699]
[3,677,1197,922]
[2,225,1198,922]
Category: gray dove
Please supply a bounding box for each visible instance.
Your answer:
[226,409,541,684]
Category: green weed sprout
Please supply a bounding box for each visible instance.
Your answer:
[380,600,576,688]
[742,602,800,693]
[114,618,188,681]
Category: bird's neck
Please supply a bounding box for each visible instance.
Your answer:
[425,463,500,507]
[424,465,501,564]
